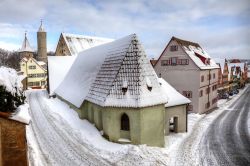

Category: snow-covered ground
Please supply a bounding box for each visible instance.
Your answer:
[26,86,248,166]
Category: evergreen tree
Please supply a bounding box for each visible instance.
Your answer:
[0,85,25,113]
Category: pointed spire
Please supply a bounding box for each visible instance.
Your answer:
[38,19,45,32]
[19,31,33,52]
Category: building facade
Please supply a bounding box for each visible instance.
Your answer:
[19,32,47,89]
[20,57,47,89]
[154,37,219,114]
[214,58,230,93]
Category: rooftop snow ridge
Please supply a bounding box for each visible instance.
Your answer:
[55,34,168,108]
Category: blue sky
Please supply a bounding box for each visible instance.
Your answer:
[0,0,249,59]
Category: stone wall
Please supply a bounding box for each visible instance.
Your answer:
[0,117,28,166]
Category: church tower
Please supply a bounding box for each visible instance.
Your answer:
[37,20,47,63]
[19,31,34,59]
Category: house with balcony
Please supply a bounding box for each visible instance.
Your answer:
[154,37,219,114]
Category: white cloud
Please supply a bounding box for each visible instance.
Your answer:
[0,0,249,59]
[0,41,20,51]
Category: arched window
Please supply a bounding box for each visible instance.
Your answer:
[121,113,130,131]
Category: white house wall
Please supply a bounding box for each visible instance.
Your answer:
[154,39,218,114]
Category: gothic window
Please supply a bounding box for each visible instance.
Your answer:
[121,113,130,131]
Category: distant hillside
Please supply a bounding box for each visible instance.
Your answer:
[0,48,55,70]
[0,48,20,70]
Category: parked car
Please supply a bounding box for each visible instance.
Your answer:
[228,91,234,96]
[233,89,239,94]
[221,93,229,99]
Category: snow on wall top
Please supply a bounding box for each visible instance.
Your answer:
[173,37,219,70]
[37,61,46,66]
[214,58,226,74]
[62,33,114,56]
[158,78,191,107]
[19,33,33,52]
[0,66,23,95]
[48,56,76,94]
[86,35,168,108]
[10,104,30,124]
[55,34,168,108]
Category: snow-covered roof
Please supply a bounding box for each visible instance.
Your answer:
[158,78,191,107]
[19,74,27,81]
[173,37,219,70]
[214,58,226,74]
[56,34,168,108]
[62,33,114,56]
[48,56,76,94]
[10,104,31,124]
[37,61,46,66]
[19,33,33,52]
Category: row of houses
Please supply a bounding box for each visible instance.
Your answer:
[214,58,248,96]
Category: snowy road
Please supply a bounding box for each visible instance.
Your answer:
[171,86,250,166]
[27,90,111,166]
[199,86,250,166]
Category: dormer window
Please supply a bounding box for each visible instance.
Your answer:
[146,77,152,91]
[122,80,128,95]
[205,58,211,65]
[170,45,178,52]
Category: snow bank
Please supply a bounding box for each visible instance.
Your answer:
[0,66,23,95]
[10,103,31,124]
[45,97,126,152]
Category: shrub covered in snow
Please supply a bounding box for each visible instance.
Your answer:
[0,66,25,113]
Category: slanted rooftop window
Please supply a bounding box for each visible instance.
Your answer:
[146,77,152,91]
[122,80,128,94]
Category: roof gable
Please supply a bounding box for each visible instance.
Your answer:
[87,35,168,108]
[56,34,168,108]
[155,36,219,70]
